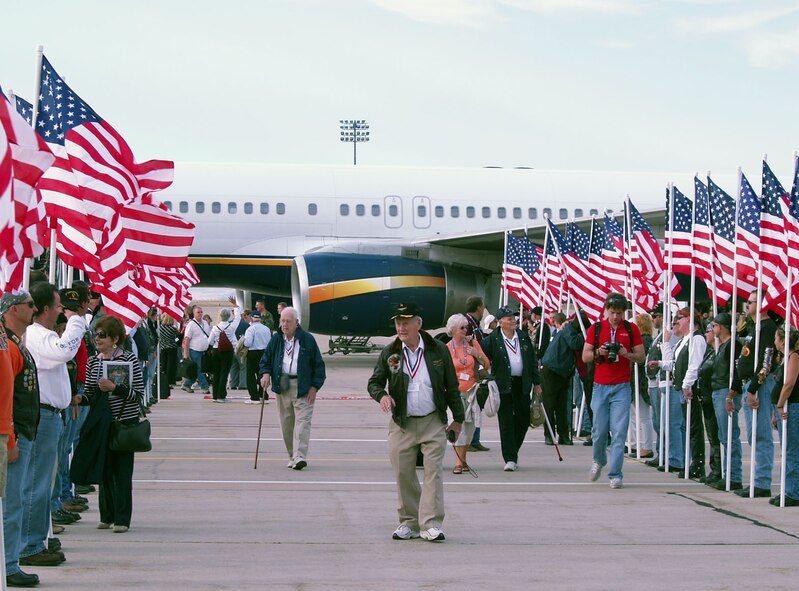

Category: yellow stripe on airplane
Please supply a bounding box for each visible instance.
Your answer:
[309,275,445,304]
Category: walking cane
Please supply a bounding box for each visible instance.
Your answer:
[541,403,563,462]
[448,430,478,479]
[254,387,268,469]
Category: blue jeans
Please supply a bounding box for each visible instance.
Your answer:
[4,435,34,575]
[712,389,742,483]
[650,386,661,442]
[56,405,89,503]
[664,387,685,469]
[50,409,76,512]
[591,382,631,480]
[21,408,62,558]
[183,348,210,390]
[742,378,775,489]
[785,402,799,500]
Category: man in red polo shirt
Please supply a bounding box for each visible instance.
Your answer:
[582,293,645,489]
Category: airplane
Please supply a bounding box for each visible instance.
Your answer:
[161,162,735,336]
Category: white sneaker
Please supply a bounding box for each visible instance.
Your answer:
[286,460,294,468]
[610,478,623,489]
[420,527,446,542]
[589,461,603,481]
[503,461,518,472]
[392,525,420,540]
[244,399,257,404]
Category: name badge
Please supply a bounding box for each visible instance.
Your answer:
[459,372,470,381]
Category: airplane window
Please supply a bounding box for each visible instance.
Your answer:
[435,206,444,218]
[195,202,204,214]
[590,208,598,216]
[482,207,491,219]
[559,208,567,220]
[466,207,475,218]
[308,203,317,215]
[544,208,552,218]
[260,203,269,214]
[389,204,398,217]
[212,202,221,214]
[528,207,537,220]
[179,201,188,214]
[575,208,584,218]
[417,205,427,218]
[228,202,237,214]
[451,206,460,218]
[163,201,172,211]
[372,204,380,216]
[356,204,365,216]
[340,204,350,216]
[513,207,521,219]
[276,203,285,215]
[498,207,506,219]
[244,202,253,214]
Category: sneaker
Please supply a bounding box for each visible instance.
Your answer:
[68,495,89,504]
[75,484,95,494]
[6,571,39,587]
[392,525,420,540]
[503,461,518,471]
[610,478,623,489]
[202,390,211,395]
[293,459,307,470]
[181,385,193,393]
[51,510,77,525]
[52,525,65,534]
[97,522,112,529]
[286,460,294,468]
[43,549,65,562]
[420,527,446,542]
[48,537,61,552]
[244,399,257,404]
[113,525,129,533]
[19,550,62,567]
[63,501,87,512]
[589,461,603,482]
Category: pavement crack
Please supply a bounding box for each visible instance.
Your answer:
[669,492,799,541]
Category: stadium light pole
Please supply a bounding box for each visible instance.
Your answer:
[339,119,370,165]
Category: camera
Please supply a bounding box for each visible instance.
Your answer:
[603,342,621,363]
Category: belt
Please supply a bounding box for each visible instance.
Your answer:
[39,403,62,413]
[409,410,437,418]
[287,375,298,379]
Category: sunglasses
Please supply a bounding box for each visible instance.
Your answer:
[95,331,109,339]
[17,301,35,309]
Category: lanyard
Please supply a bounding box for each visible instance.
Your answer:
[450,340,468,366]
[504,336,518,355]
[284,337,297,373]
[403,347,424,380]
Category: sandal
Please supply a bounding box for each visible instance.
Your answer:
[452,465,463,474]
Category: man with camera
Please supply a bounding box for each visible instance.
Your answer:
[582,293,645,489]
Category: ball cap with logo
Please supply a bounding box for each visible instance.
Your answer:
[391,302,423,320]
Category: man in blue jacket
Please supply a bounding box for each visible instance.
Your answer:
[259,307,325,470]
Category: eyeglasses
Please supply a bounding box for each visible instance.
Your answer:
[459,325,469,329]
[95,331,108,339]
[17,301,35,309]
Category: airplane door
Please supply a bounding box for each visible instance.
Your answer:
[384,195,403,229]
[412,196,431,229]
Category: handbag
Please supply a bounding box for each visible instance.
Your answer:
[530,392,545,428]
[109,398,152,453]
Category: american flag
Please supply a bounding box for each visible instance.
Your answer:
[626,199,675,310]
[760,160,788,305]
[538,242,563,311]
[502,233,542,310]
[0,89,54,292]
[707,176,737,303]
[588,218,606,290]
[13,95,33,126]
[692,177,714,287]
[562,221,605,320]
[788,157,799,270]
[33,55,187,327]
[664,185,693,276]
[602,214,627,294]
[736,171,760,290]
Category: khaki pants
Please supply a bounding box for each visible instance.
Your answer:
[388,414,446,531]
[277,379,314,462]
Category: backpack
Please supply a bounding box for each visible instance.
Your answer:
[217,323,234,352]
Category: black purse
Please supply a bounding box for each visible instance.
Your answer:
[109,398,152,453]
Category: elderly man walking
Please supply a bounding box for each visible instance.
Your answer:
[259,307,325,470]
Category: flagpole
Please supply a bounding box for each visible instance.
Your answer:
[624,197,641,459]
[539,227,551,313]
[682,181,700,480]
[569,292,589,438]
[749,169,765,499]
[664,184,676,471]
[501,231,509,307]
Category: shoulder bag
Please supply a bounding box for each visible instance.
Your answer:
[109,397,152,453]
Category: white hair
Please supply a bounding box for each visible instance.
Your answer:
[446,313,467,337]
[281,306,299,321]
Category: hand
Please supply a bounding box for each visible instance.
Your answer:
[747,392,759,410]
[228,295,237,305]
[618,344,629,358]
[448,421,462,441]
[533,384,542,396]
[682,387,693,401]
[260,374,271,392]
[597,344,609,357]
[647,360,659,369]
[8,444,19,464]
[380,395,395,413]
[725,398,735,415]
[98,377,117,392]
[779,406,788,420]
[306,387,317,405]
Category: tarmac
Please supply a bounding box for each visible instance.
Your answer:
[37,351,799,591]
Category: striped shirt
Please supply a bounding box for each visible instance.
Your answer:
[85,350,145,421]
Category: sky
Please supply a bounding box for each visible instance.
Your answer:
[2,0,798,180]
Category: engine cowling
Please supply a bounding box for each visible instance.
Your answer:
[292,253,488,336]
